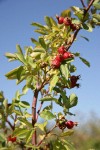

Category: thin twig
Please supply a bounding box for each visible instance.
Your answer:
[37,125,57,146]
[6,119,14,130]
[36,101,44,120]
[80,0,86,8]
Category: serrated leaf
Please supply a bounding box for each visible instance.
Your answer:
[61,9,71,17]
[35,121,47,131]
[16,45,27,65]
[80,36,89,42]
[60,130,74,137]
[44,16,52,27]
[49,74,59,92]
[69,93,78,108]
[60,64,69,80]
[40,110,56,120]
[13,128,29,136]
[79,57,90,67]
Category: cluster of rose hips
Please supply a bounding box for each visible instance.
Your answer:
[52,46,73,69]
[57,115,78,130]
[7,135,17,143]
[56,15,79,31]
[70,75,80,88]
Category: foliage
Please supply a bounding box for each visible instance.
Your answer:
[0,0,100,149]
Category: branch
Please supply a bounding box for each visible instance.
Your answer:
[80,0,86,8]
[37,125,57,146]
[85,0,95,14]
[32,89,39,145]
[36,101,43,120]
[67,0,95,51]
[6,119,14,131]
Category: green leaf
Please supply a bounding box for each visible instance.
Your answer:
[93,14,100,22]
[79,57,90,67]
[13,128,29,136]
[18,118,32,128]
[69,93,78,108]
[82,23,93,32]
[35,29,47,35]
[93,0,100,10]
[26,129,35,144]
[31,38,40,46]
[73,52,80,57]
[19,101,30,108]
[5,66,25,81]
[61,9,71,17]
[44,16,52,27]
[39,37,47,49]
[40,110,56,120]
[80,36,89,42]
[69,65,76,73]
[16,45,27,65]
[40,96,57,102]
[60,130,74,137]
[31,22,46,29]
[33,46,46,53]
[5,52,17,62]
[35,121,47,131]
[49,74,59,92]
[22,85,29,94]
[0,133,6,142]
[50,17,57,26]
[60,64,69,80]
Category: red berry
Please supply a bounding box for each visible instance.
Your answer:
[56,16,64,24]
[62,52,73,60]
[55,55,63,62]
[58,46,65,55]
[63,17,71,26]
[65,121,74,129]
[52,58,61,69]
[7,135,16,143]
[11,137,17,142]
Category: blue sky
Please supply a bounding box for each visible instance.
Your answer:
[0,0,100,120]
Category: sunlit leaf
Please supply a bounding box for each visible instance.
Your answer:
[49,74,59,92]
[60,130,74,137]
[69,93,78,108]
[40,110,56,120]
[60,64,69,80]
[35,121,47,131]
[61,9,71,17]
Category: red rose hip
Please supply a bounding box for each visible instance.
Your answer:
[58,46,65,55]
[52,58,61,69]
[65,121,74,129]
